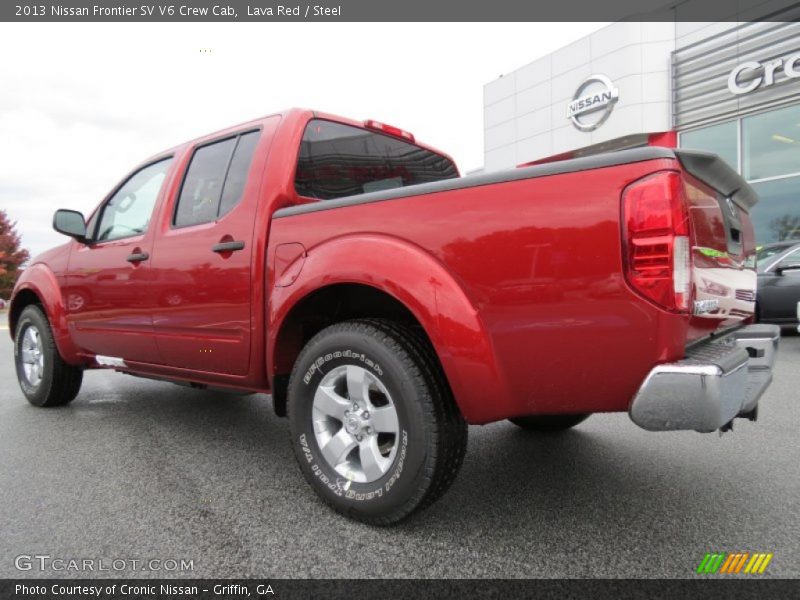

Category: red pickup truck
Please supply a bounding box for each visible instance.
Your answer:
[9,109,780,524]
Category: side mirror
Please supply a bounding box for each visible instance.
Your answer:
[776,264,800,276]
[53,209,87,242]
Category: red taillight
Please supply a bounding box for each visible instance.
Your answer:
[622,171,692,313]
[364,119,415,142]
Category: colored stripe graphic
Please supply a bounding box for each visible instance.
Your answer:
[698,552,772,575]
[758,554,773,573]
[696,553,712,573]
[697,553,726,574]
[719,553,737,573]
[734,553,749,573]
[744,553,774,574]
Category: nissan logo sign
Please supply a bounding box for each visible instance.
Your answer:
[567,74,619,132]
[727,51,800,95]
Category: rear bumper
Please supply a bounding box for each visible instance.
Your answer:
[629,324,780,433]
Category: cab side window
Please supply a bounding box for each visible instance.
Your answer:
[173,130,260,228]
[94,158,173,242]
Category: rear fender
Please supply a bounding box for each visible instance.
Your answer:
[268,234,508,423]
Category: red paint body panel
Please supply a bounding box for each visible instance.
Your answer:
[9,109,753,424]
[10,249,82,365]
[647,131,678,148]
[267,233,507,421]
[267,158,690,423]
[65,233,160,362]
[147,116,280,376]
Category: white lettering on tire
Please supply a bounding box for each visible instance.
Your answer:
[298,431,407,502]
[302,349,383,384]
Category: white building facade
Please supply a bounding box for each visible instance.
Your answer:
[484,11,800,243]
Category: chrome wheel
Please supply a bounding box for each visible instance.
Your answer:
[20,325,45,388]
[312,364,400,483]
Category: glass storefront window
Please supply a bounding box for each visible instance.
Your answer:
[680,105,800,245]
[743,104,800,181]
[750,175,800,243]
[680,121,738,170]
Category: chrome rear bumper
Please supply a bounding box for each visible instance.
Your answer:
[629,324,780,433]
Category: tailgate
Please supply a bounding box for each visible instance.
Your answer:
[676,150,759,340]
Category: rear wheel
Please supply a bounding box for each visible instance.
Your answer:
[509,414,590,432]
[287,319,467,525]
[14,305,83,407]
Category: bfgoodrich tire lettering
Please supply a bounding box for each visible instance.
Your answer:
[287,319,467,525]
[14,305,83,407]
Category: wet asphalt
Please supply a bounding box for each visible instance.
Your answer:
[0,324,798,578]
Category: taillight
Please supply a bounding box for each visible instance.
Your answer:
[622,171,692,313]
[364,119,415,142]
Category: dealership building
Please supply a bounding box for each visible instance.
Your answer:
[483,12,800,244]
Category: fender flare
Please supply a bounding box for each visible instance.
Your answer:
[9,264,82,365]
[268,233,509,423]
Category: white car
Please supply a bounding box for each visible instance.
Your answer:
[693,265,756,320]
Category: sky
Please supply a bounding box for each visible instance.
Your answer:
[0,22,606,258]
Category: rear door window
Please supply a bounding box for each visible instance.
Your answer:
[174,130,260,228]
[294,119,458,200]
[219,131,260,217]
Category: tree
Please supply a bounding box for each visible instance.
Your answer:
[0,210,30,298]
[769,214,800,242]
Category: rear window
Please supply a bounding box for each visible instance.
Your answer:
[294,119,458,200]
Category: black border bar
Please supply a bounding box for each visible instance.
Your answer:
[3,0,800,22]
[2,579,798,600]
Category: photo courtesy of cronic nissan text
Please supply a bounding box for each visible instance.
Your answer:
[1,1,799,598]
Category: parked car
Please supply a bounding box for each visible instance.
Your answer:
[756,241,800,326]
[693,247,756,320]
[7,109,780,524]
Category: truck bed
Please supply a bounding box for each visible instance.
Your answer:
[269,147,696,423]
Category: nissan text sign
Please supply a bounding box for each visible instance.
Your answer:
[567,74,619,132]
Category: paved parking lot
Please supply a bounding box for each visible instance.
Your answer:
[0,326,798,578]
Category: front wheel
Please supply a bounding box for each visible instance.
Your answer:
[14,305,83,407]
[509,414,590,432]
[287,319,467,525]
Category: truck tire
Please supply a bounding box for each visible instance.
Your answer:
[509,414,590,432]
[14,305,83,407]
[287,319,467,525]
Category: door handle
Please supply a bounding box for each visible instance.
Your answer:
[212,240,245,253]
[126,251,149,263]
